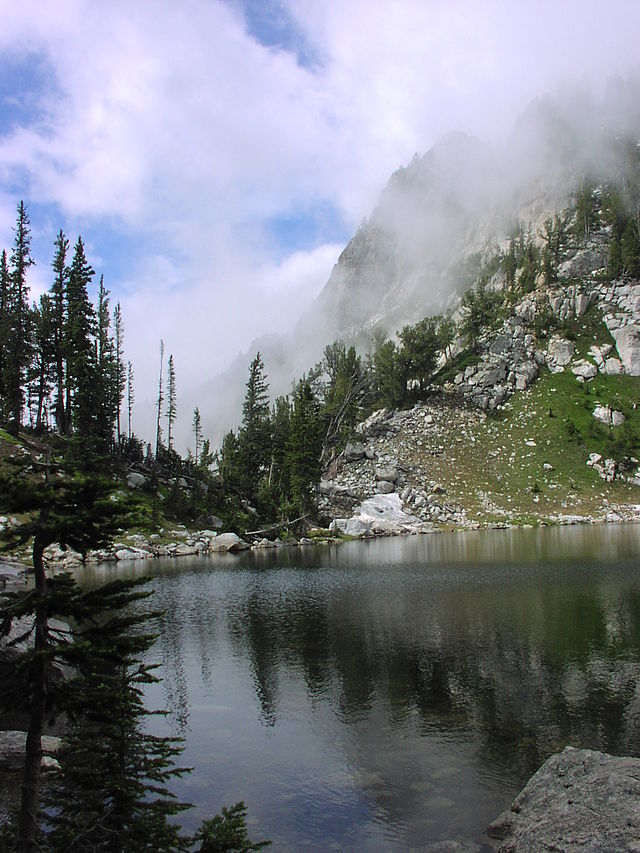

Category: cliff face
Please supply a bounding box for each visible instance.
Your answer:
[306,82,640,345]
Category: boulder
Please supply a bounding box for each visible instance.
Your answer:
[610,324,640,375]
[547,336,574,370]
[208,532,250,552]
[126,471,147,489]
[344,518,372,537]
[376,480,396,494]
[375,466,398,482]
[0,731,63,770]
[593,405,625,426]
[571,359,597,381]
[344,442,366,462]
[488,746,640,852]
[602,357,624,375]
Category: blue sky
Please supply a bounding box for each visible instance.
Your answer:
[0,0,639,448]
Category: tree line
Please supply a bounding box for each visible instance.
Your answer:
[0,203,134,454]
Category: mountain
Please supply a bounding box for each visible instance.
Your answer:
[200,78,640,444]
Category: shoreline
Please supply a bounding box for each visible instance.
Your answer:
[3,508,640,583]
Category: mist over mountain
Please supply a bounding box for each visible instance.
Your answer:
[196,77,640,448]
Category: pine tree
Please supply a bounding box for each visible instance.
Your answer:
[0,446,137,852]
[373,339,405,408]
[236,353,271,499]
[4,200,35,434]
[156,340,165,458]
[166,354,177,452]
[29,294,55,432]
[113,302,126,447]
[50,230,70,434]
[96,275,117,449]
[286,379,322,518]
[65,236,97,440]
[43,580,190,853]
[398,318,439,392]
[0,249,10,421]
[127,360,135,440]
[193,406,203,465]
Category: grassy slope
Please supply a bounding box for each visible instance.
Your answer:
[409,357,640,526]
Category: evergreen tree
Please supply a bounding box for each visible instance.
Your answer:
[42,580,190,853]
[621,218,640,277]
[373,339,406,408]
[268,396,291,502]
[29,294,55,433]
[4,201,35,434]
[113,302,126,447]
[49,230,70,434]
[156,340,165,458]
[95,275,117,449]
[236,353,271,499]
[166,354,177,452]
[436,314,456,364]
[0,445,137,852]
[65,236,97,441]
[193,406,203,465]
[398,317,439,392]
[319,342,369,460]
[286,380,322,518]
[127,360,135,440]
[0,249,10,421]
[193,802,270,852]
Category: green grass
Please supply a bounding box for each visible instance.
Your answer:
[403,362,640,525]
[0,428,20,446]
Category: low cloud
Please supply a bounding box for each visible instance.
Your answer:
[0,0,639,449]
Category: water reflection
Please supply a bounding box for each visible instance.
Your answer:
[81,524,640,851]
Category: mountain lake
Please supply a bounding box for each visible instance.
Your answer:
[81,523,640,851]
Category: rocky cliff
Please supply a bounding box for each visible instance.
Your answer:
[320,273,640,534]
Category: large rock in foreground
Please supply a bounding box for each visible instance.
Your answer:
[488,746,640,852]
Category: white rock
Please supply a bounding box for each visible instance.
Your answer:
[571,360,597,380]
[208,532,250,552]
[610,324,640,375]
[547,336,574,369]
[126,472,146,489]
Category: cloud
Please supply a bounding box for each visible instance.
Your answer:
[0,0,639,449]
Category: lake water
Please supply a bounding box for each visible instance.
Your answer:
[84,524,640,851]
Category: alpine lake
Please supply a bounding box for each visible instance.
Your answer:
[81,523,640,851]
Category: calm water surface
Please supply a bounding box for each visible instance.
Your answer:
[85,524,640,851]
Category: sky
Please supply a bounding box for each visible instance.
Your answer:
[0,0,639,450]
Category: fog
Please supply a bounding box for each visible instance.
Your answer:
[0,2,639,452]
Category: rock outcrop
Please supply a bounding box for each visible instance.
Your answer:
[488,746,640,852]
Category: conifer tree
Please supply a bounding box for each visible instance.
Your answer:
[236,353,271,498]
[156,340,165,457]
[286,379,322,518]
[42,580,190,853]
[127,359,135,439]
[0,445,136,852]
[49,230,70,434]
[193,406,203,465]
[166,353,177,452]
[113,302,126,446]
[96,275,117,448]
[0,249,10,421]
[29,294,55,432]
[4,200,35,434]
[65,236,97,440]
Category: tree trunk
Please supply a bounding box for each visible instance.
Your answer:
[17,526,48,852]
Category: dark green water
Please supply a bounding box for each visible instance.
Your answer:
[84,524,640,851]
